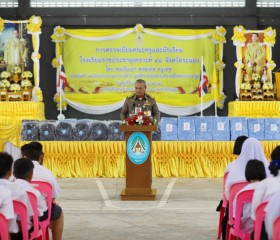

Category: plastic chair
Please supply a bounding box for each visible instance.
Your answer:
[217,171,229,239]
[0,212,9,240]
[254,201,268,240]
[27,191,43,240]
[273,216,280,240]
[31,181,53,240]
[226,181,249,240]
[13,200,29,240]
[228,189,254,240]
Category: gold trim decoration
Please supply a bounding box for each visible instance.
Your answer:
[0,17,4,33]
[27,16,42,34]
[31,86,43,102]
[51,58,60,68]
[232,25,246,46]
[54,92,67,111]
[263,27,276,47]
[266,60,276,72]
[215,60,225,70]
[211,26,227,44]
[31,52,41,62]
[51,26,66,42]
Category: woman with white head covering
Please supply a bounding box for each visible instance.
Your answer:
[225,137,270,200]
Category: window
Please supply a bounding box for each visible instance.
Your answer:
[0,0,18,8]
[257,0,280,7]
[30,0,245,8]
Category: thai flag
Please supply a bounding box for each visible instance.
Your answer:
[198,60,209,97]
[57,56,67,91]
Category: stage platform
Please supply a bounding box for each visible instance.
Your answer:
[17,140,278,178]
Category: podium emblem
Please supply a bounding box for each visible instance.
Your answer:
[127,132,150,165]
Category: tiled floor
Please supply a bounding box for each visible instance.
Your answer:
[57,177,222,240]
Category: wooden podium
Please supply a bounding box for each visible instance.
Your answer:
[119,125,157,200]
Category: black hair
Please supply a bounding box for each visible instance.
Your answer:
[0,152,13,178]
[13,158,34,180]
[245,159,266,182]
[269,146,280,176]
[252,32,259,37]
[29,141,43,153]
[21,143,42,161]
[233,136,248,155]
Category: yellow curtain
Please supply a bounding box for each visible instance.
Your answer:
[228,101,280,118]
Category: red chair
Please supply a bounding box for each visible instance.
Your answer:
[13,200,29,240]
[273,216,280,240]
[228,189,254,240]
[254,201,268,240]
[27,191,43,240]
[31,181,53,240]
[217,171,229,239]
[226,181,249,240]
[0,212,9,240]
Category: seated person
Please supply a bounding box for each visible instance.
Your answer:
[13,158,48,222]
[0,152,33,240]
[264,190,280,240]
[233,159,266,233]
[0,185,14,237]
[21,143,63,240]
[251,145,280,238]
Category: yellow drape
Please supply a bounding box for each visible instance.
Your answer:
[0,102,45,147]
[16,141,277,178]
[228,101,280,118]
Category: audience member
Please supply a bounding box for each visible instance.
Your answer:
[251,145,280,238]
[0,152,33,240]
[13,158,48,221]
[21,143,64,240]
[0,185,14,230]
[221,138,269,240]
[233,159,266,233]
[224,135,248,173]
[225,137,270,200]
[264,190,280,240]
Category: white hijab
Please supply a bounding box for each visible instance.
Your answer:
[225,138,270,199]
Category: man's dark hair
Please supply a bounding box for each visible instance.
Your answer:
[0,152,13,178]
[21,143,42,161]
[29,141,43,153]
[13,158,34,180]
[252,32,259,37]
[269,145,280,176]
[245,159,266,182]
[233,136,248,155]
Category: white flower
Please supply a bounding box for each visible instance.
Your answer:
[136,115,143,124]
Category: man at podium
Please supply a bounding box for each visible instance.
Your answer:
[120,79,159,121]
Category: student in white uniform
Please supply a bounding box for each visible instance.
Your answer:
[0,152,33,240]
[225,137,270,200]
[0,185,14,237]
[222,137,269,240]
[251,145,280,239]
[233,159,266,234]
[21,143,64,240]
[13,158,48,221]
[264,190,280,240]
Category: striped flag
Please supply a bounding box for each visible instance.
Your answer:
[198,60,209,97]
[57,55,67,91]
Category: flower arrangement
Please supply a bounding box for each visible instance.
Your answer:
[251,73,261,82]
[123,112,157,126]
